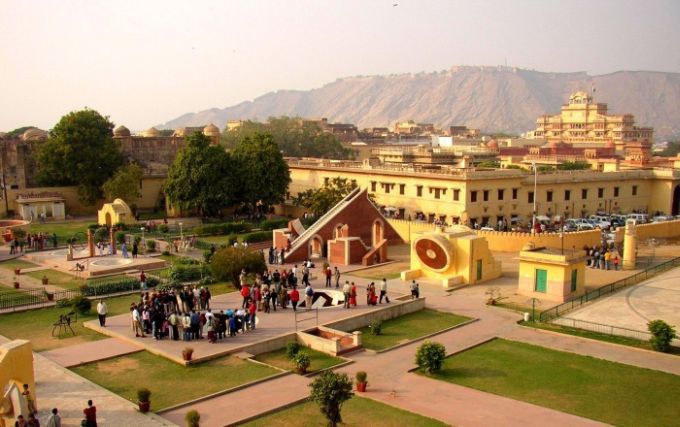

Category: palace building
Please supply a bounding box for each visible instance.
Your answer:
[530,91,654,149]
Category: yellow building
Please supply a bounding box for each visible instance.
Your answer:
[287,158,680,227]
[517,245,586,303]
[531,91,654,148]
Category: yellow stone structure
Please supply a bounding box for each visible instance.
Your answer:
[401,225,501,288]
[531,91,654,148]
[98,198,134,227]
[517,244,586,303]
[287,158,680,228]
[0,340,35,427]
[623,219,638,270]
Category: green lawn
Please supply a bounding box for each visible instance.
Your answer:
[197,235,234,245]
[242,396,448,427]
[0,287,47,306]
[350,271,402,281]
[422,338,680,427]
[72,351,278,410]
[356,309,471,351]
[0,258,40,272]
[0,293,139,351]
[254,347,345,374]
[26,220,95,244]
[25,268,84,290]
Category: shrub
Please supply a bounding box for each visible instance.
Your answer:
[286,342,301,359]
[203,250,213,263]
[185,409,200,427]
[169,264,208,282]
[12,229,27,239]
[368,320,382,336]
[241,231,272,244]
[210,246,267,288]
[115,231,126,244]
[56,298,72,308]
[146,239,157,252]
[162,250,171,256]
[114,221,128,231]
[355,371,367,383]
[648,319,677,352]
[134,235,142,245]
[158,224,169,233]
[415,341,446,374]
[81,277,159,296]
[87,224,100,231]
[193,221,253,236]
[293,352,311,374]
[309,371,353,427]
[70,295,92,314]
[137,388,151,402]
[176,256,200,265]
[259,218,289,231]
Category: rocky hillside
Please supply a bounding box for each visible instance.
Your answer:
[158,66,680,140]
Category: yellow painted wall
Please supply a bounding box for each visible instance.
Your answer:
[476,229,601,252]
[635,219,680,240]
[0,339,35,424]
[518,251,586,303]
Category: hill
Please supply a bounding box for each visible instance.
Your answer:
[158,66,680,140]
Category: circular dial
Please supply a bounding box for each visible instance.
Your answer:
[415,237,451,271]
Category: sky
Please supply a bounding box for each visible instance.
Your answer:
[2,0,679,131]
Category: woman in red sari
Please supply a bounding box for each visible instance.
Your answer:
[349,282,358,307]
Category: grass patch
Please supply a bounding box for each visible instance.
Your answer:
[27,220,94,244]
[0,287,46,306]
[522,321,680,355]
[205,281,237,296]
[356,309,471,351]
[25,268,83,290]
[254,347,345,374]
[71,351,278,410]
[421,338,680,427]
[242,395,448,427]
[197,235,235,245]
[0,293,139,351]
[350,271,401,281]
[0,259,40,272]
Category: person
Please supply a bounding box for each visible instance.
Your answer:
[240,283,251,308]
[46,408,61,427]
[342,281,351,309]
[410,280,420,299]
[289,287,300,311]
[604,250,611,270]
[305,283,314,310]
[239,269,247,288]
[83,400,97,427]
[349,282,357,307]
[132,241,138,259]
[247,299,257,330]
[27,413,39,427]
[140,270,147,291]
[121,242,129,258]
[324,266,332,288]
[379,278,390,304]
[132,305,145,337]
[22,384,37,415]
[367,282,378,306]
[14,414,27,427]
[613,254,620,271]
[96,299,107,327]
[334,266,341,288]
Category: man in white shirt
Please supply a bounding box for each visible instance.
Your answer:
[305,284,314,310]
[379,278,390,304]
[132,305,145,337]
[46,408,61,427]
[96,299,108,326]
[342,281,351,309]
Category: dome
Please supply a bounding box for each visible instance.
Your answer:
[203,123,220,136]
[143,127,160,137]
[172,127,186,137]
[20,128,48,141]
[113,125,130,137]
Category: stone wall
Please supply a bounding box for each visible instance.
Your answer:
[326,297,425,332]
[474,229,601,252]
[635,219,680,240]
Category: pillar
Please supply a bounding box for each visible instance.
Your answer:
[87,229,95,258]
[109,228,117,255]
[623,219,637,270]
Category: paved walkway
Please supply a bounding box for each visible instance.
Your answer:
[41,337,143,368]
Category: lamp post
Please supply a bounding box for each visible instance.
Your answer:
[140,227,145,255]
[179,222,183,242]
[532,161,537,233]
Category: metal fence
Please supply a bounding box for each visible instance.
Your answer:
[550,317,652,341]
[539,256,680,322]
[0,288,79,312]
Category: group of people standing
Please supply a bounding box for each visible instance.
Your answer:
[584,245,620,270]
[9,232,57,254]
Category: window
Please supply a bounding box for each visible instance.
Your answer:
[351,179,357,187]
[453,189,460,201]
[416,186,423,197]
[371,181,376,192]
[598,188,604,198]
[614,187,619,197]
[512,188,518,200]
[535,269,547,293]
[564,190,571,201]
[471,191,478,202]
[483,190,489,202]
[434,188,441,199]
[571,270,578,292]
[399,184,405,195]
[582,189,588,199]
[384,183,390,194]
[547,191,553,202]
[632,185,638,196]
[498,189,504,201]
[324,177,329,185]
[528,192,534,204]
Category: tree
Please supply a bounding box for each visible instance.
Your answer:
[308,371,353,427]
[415,341,446,374]
[165,131,236,217]
[557,161,591,171]
[293,177,357,218]
[102,163,144,202]
[210,246,266,288]
[476,160,500,168]
[648,319,677,352]
[232,132,290,211]
[36,109,124,204]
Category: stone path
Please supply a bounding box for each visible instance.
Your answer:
[41,337,143,368]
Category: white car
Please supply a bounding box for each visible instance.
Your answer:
[652,215,672,222]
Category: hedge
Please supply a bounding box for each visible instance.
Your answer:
[80,277,160,296]
[241,230,272,244]
[169,264,209,282]
[192,221,252,236]
[259,218,289,231]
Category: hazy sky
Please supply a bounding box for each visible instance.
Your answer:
[2,0,679,131]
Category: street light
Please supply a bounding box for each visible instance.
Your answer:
[179,222,183,241]
[140,227,145,255]
[532,161,537,233]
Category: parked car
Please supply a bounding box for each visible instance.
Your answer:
[626,213,649,224]
[652,215,673,222]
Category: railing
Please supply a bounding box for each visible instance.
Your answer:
[550,317,652,341]
[539,256,680,322]
[0,288,79,312]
